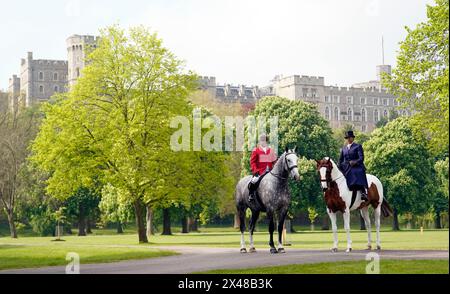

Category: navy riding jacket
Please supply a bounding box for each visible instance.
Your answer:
[338,143,369,189]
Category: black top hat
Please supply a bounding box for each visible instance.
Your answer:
[344,131,355,139]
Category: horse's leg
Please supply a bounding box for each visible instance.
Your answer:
[360,206,372,250]
[277,209,288,253]
[375,204,382,250]
[248,210,260,253]
[328,209,338,252]
[238,207,247,253]
[267,212,277,254]
[343,208,352,252]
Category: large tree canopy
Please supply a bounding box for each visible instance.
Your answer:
[384,0,449,155]
[31,25,198,243]
[364,117,436,230]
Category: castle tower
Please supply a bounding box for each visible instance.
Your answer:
[8,75,21,112]
[67,35,99,86]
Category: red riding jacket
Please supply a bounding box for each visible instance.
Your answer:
[250,146,277,176]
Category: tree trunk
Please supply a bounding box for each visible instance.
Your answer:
[162,208,172,235]
[360,214,366,230]
[392,208,400,231]
[78,204,86,236]
[134,200,148,243]
[321,215,329,230]
[6,211,18,238]
[435,211,442,229]
[190,218,198,232]
[233,214,240,229]
[146,206,155,238]
[181,215,189,234]
[117,221,123,234]
[86,218,92,234]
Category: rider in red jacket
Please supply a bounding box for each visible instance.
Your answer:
[248,134,277,201]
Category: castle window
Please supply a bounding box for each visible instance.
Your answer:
[334,107,340,121]
[302,88,308,98]
[325,106,330,120]
[374,109,380,122]
[53,72,58,81]
[333,95,340,103]
[361,125,367,132]
[39,72,44,80]
[347,96,353,104]
[324,95,330,103]
[362,108,366,122]
[54,85,59,92]
[360,97,366,105]
[76,68,80,77]
[347,107,353,121]
[311,88,317,98]
[383,98,388,106]
[384,109,388,117]
[39,85,44,94]
[373,97,379,105]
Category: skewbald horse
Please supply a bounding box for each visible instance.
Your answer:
[316,157,393,252]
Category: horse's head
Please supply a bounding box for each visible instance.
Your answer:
[315,157,333,191]
[284,146,300,181]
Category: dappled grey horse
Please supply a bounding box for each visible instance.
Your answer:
[235,148,300,254]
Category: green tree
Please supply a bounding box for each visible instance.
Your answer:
[433,158,449,228]
[53,207,67,241]
[364,117,436,230]
[383,0,449,155]
[241,96,337,226]
[99,183,134,233]
[65,188,100,236]
[31,25,197,243]
[0,106,41,238]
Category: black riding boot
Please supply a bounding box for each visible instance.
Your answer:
[248,185,256,202]
[360,188,369,202]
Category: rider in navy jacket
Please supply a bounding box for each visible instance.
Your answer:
[338,131,369,202]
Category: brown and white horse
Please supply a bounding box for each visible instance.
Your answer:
[316,157,393,252]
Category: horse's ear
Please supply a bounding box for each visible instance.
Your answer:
[293,146,297,153]
[285,146,289,153]
[327,157,331,163]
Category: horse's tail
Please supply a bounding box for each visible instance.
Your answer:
[381,199,393,217]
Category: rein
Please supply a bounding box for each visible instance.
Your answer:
[270,152,297,180]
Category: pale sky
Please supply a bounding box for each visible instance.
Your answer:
[0,0,433,90]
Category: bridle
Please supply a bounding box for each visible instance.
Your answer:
[270,152,298,180]
[318,160,344,189]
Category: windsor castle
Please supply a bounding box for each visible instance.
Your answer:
[6,34,407,133]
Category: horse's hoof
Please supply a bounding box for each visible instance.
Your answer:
[376,245,381,251]
[277,248,286,254]
[331,248,338,253]
[366,245,372,251]
[346,248,352,253]
[249,247,257,253]
[240,248,247,253]
[270,248,278,254]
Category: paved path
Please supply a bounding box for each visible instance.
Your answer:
[1,247,448,274]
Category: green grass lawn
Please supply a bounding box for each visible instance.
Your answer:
[196,259,449,274]
[1,229,448,249]
[0,228,448,271]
